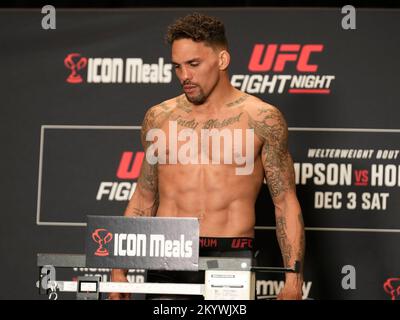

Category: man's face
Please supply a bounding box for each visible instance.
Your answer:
[171,39,221,105]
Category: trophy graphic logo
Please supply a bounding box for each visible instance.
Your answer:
[92,229,113,257]
[383,278,400,300]
[64,53,87,83]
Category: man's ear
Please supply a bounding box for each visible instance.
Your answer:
[218,50,230,71]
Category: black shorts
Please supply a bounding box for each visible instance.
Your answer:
[146,237,254,300]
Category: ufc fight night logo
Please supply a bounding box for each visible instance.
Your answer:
[96,151,143,202]
[248,44,323,72]
[231,43,335,95]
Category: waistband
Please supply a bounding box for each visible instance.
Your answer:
[199,237,254,251]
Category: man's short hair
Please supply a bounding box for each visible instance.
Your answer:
[166,12,228,50]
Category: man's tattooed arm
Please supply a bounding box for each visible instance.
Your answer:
[124,103,171,217]
[111,103,172,286]
[248,104,305,297]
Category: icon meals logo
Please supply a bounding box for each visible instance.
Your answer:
[90,231,193,258]
[383,278,400,300]
[64,53,172,84]
[64,53,87,84]
[92,229,113,257]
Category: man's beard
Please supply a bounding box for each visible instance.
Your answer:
[185,90,207,105]
[182,80,207,105]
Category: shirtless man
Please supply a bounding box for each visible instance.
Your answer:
[109,12,305,300]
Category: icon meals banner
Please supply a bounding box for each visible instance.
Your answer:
[86,216,200,270]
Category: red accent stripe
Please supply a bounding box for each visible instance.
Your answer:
[289,89,330,94]
[354,182,368,186]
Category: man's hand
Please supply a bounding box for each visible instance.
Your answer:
[277,277,303,300]
[108,269,131,300]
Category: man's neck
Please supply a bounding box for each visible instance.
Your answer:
[191,76,239,114]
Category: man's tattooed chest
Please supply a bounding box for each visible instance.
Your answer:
[169,112,245,130]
